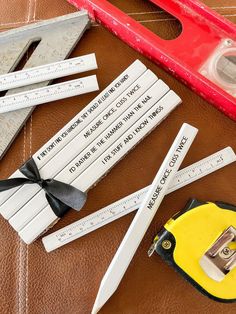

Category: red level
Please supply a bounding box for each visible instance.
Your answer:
[68,0,236,120]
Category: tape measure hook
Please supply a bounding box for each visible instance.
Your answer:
[200,226,236,282]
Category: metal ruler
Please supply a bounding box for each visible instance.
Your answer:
[0,54,97,92]
[42,147,236,252]
[0,75,99,113]
[0,11,90,160]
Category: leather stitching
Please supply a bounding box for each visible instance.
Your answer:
[127,6,236,15]
[30,115,33,160]
[0,5,235,27]
[0,20,41,26]
[18,241,24,314]
[27,0,33,22]
[25,244,29,314]
[33,0,37,21]
[0,0,36,27]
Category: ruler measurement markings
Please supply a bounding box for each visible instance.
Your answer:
[0,54,97,91]
[0,76,98,113]
[57,197,143,241]
[0,81,85,103]
[42,147,236,251]
[171,154,225,180]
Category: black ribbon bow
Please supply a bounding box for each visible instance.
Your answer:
[0,158,87,218]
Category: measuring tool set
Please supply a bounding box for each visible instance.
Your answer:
[0,1,235,311]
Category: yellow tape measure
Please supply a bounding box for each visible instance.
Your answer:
[149,199,236,303]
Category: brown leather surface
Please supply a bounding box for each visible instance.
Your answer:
[0,1,236,313]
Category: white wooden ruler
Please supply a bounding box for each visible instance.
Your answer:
[42,147,236,252]
[0,75,99,113]
[0,54,97,92]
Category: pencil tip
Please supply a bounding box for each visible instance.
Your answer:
[91,304,100,314]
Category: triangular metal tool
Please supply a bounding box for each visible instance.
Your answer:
[0,11,90,159]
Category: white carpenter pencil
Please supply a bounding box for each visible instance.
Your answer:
[91,123,198,314]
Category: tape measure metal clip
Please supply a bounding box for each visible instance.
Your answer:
[149,199,236,302]
[200,226,236,282]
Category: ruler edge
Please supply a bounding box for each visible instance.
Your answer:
[42,146,236,252]
[0,75,99,113]
[167,146,236,193]
[0,53,98,92]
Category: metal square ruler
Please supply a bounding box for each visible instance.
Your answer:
[0,11,90,159]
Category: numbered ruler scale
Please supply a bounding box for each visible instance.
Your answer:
[0,54,97,92]
[0,75,98,114]
[42,147,236,252]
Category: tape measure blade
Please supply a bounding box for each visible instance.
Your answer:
[42,147,236,252]
[0,11,90,160]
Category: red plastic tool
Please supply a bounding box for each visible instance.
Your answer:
[68,0,236,120]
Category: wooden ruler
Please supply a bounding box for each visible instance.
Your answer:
[0,76,99,113]
[0,54,97,92]
[42,147,236,252]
